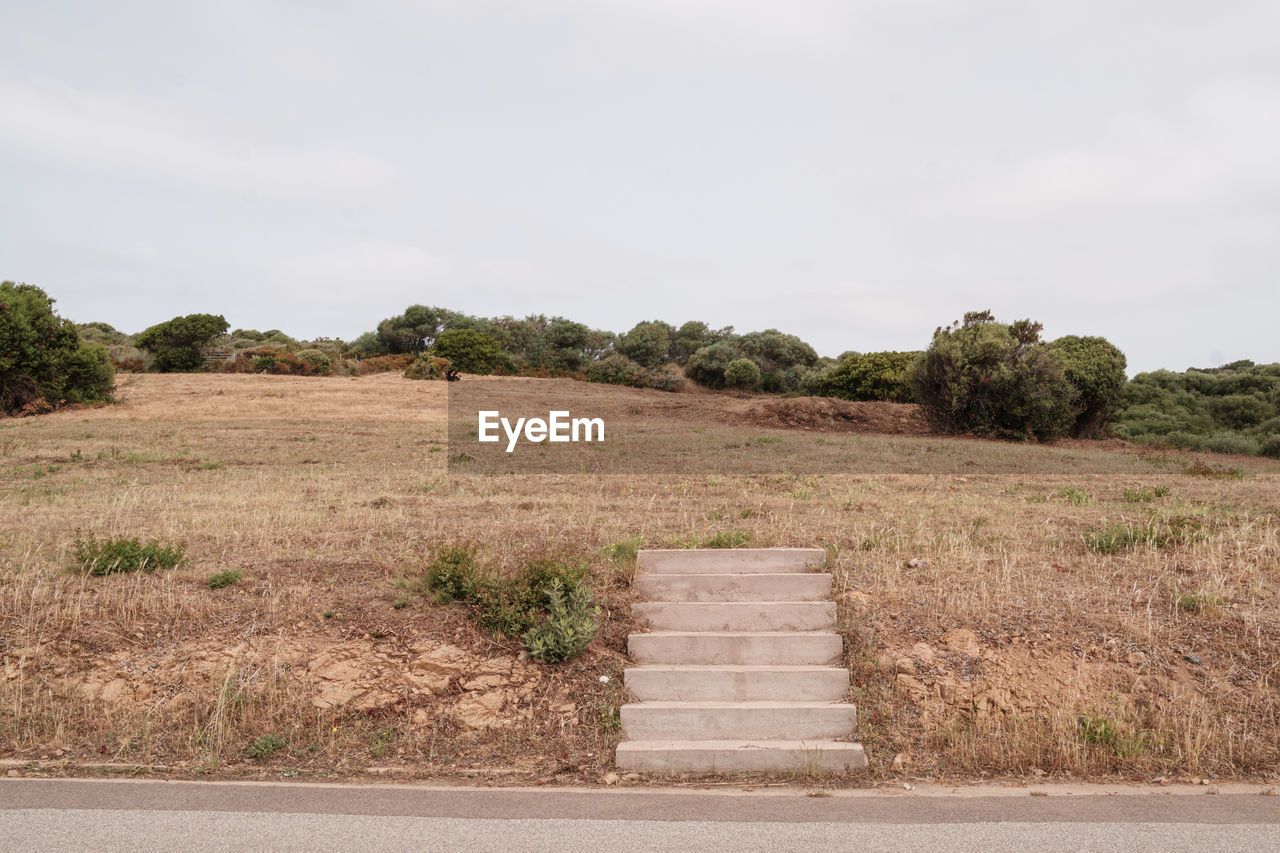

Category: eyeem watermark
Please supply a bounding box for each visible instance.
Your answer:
[477,410,605,452]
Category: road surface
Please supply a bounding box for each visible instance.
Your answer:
[2,778,1277,851]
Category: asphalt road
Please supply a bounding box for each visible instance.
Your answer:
[2,779,1278,852]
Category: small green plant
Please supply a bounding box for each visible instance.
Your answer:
[698,530,752,549]
[246,734,286,759]
[423,546,480,603]
[203,461,223,470]
[1122,486,1171,503]
[602,536,642,567]
[207,569,242,589]
[392,596,409,609]
[1175,592,1224,614]
[322,609,335,619]
[1078,714,1116,748]
[522,578,600,664]
[74,536,185,575]
[1056,486,1091,506]
[1083,515,1206,554]
[417,549,599,663]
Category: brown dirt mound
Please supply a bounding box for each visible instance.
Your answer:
[741,397,932,435]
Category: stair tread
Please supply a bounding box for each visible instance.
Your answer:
[623,700,855,709]
[627,660,849,666]
[618,740,863,749]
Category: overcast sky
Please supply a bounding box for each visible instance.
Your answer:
[3,1,1278,373]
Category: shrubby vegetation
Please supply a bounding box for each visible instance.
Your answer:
[1,281,114,415]
[25,280,1280,457]
[808,351,921,403]
[418,547,599,663]
[1113,361,1280,458]
[911,311,1127,441]
[135,313,230,372]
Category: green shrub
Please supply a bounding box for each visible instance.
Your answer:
[246,734,286,759]
[1,282,115,414]
[522,578,599,664]
[685,341,742,389]
[616,321,673,368]
[135,313,229,372]
[587,353,645,387]
[74,535,186,575]
[431,329,500,374]
[1260,434,1280,459]
[423,546,480,602]
[404,355,451,381]
[1200,431,1260,456]
[912,311,1077,441]
[207,569,243,589]
[1049,335,1127,437]
[810,351,920,403]
[295,348,333,375]
[417,549,599,662]
[1056,486,1090,506]
[723,358,761,392]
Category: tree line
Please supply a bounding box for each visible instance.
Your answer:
[4,281,1277,457]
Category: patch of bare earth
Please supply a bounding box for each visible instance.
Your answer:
[1,373,1278,787]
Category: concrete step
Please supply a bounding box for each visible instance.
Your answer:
[629,632,844,666]
[638,548,826,575]
[625,665,849,702]
[621,701,856,741]
[616,740,868,773]
[633,572,831,602]
[632,601,836,632]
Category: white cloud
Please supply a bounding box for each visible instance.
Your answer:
[0,76,391,198]
[963,80,1280,217]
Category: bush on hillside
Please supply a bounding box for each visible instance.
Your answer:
[810,351,920,403]
[430,328,500,374]
[1,281,115,414]
[1050,335,1128,437]
[404,354,451,380]
[913,310,1076,441]
[1113,360,1280,458]
[295,348,334,375]
[135,313,229,372]
[617,321,673,368]
[724,357,761,391]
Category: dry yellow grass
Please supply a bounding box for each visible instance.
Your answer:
[1,373,1278,784]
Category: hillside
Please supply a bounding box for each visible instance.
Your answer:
[1,373,1278,786]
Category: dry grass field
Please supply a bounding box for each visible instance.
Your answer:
[2,372,1278,786]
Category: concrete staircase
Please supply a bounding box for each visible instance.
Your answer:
[616,548,867,774]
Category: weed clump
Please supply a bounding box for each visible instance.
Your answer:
[246,734,286,759]
[207,569,243,589]
[74,535,185,575]
[1083,516,1206,554]
[418,548,599,663]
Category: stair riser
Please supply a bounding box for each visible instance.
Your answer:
[625,668,848,702]
[638,549,825,575]
[633,573,831,602]
[621,705,856,741]
[632,602,836,632]
[616,742,868,773]
[629,634,844,666]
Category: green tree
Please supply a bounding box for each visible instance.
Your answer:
[1,281,114,414]
[431,328,501,374]
[912,310,1076,441]
[723,357,761,391]
[135,313,229,372]
[1049,335,1128,437]
[617,321,673,368]
[684,340,743,389]
[671,321,733,365]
